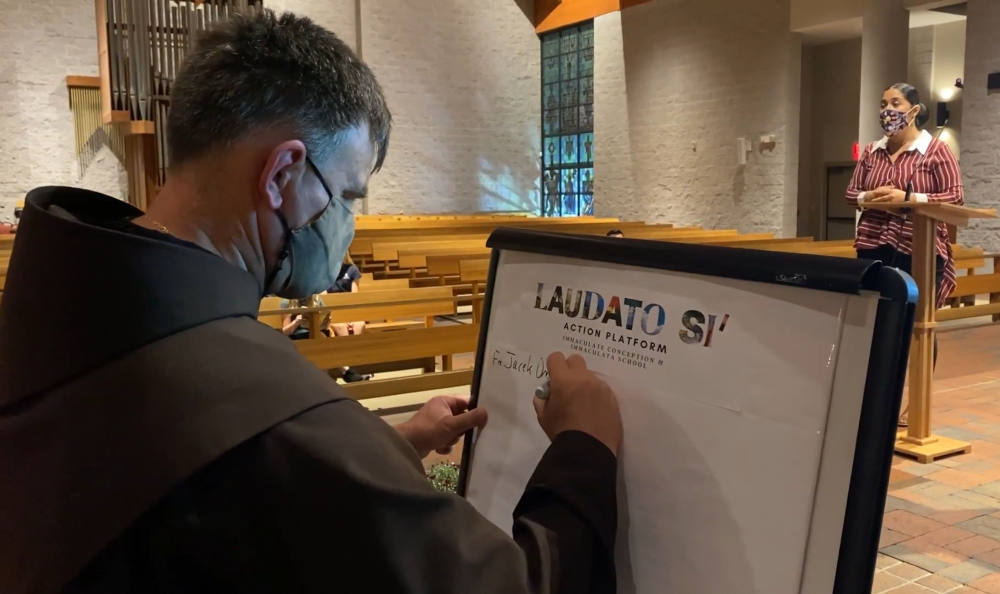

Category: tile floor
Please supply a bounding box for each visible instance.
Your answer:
[873,324,1000,593]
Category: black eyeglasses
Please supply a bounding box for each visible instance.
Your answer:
[305,155,335,203]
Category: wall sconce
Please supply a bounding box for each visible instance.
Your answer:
[936,102,950,128]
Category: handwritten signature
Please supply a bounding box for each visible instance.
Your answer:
[492,349,549,380]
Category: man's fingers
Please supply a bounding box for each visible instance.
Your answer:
[566,354,587,371]
[546,352,570,383]
[532,394,545,419]
[446,407,488,436]
[438,395,471,414]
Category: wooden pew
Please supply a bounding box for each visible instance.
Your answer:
[369,226,714,268]
[258,296,285,331]
[258,285,467,376]
[258,286,460,335]
[375,239,487,263]
[355,216,619,231]
[295,323,480,414]
[937,270,1000,321]
[295,322,476,369]
[660,232,776,244]
[363,277,412,290]
[0,235,13,289]
[400,247,491,273]
[351,220,651,257]
[460,258,491,322]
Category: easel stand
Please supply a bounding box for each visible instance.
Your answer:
[866,203,997,463]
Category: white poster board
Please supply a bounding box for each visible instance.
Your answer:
[463,245,890,594]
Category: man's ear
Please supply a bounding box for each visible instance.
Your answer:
[258,140,308,210]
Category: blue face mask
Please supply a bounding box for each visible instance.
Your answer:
[265,156,355,299]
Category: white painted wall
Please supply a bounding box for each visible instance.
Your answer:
[930,19,965,156]
[359,0,540,214]
[3,0,995,247]
[594,0,801,235]
[267,0,356,49]
[0,1,125,224]
[909,25,935,115]
[791,0,863,32]
[0,0,539,219]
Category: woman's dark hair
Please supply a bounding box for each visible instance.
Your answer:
[887,82,930,128]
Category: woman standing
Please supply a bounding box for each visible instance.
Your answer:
[845,82,964,423]
[846,82,964,309]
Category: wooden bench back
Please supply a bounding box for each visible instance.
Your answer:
[258,286,458,325]
[258,296,285,330]
[460,258,490,283]
[351,220,651,255]
[355,216,621,231]
[294,323,478,369]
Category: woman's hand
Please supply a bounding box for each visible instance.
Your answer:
[866,186,906,203]
[281,314,303,336]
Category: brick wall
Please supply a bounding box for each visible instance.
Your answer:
[961,0,1000,251]
[593,0,802,236]
[0,0,125,223]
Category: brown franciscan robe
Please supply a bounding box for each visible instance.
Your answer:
[0,187,617,594]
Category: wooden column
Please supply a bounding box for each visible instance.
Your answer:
[899,215,939,444]
[121,121,158,211]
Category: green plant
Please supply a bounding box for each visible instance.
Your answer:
[426,461,460,494]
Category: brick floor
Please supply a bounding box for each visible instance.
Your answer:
[873,325,1000,593]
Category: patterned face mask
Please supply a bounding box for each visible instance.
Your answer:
[879,107,916,136]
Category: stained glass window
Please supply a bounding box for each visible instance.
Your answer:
[541,21,594,217]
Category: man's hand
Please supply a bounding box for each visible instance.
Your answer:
[395,395,488,458]
[534,353,622,456]
[866,186,906,203]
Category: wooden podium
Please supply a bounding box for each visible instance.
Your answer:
[863,202,997,462]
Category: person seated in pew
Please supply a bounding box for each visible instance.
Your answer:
[281,311,305,336]
[606,229,624,238]
[325,256,372,383]
[278,293,321,340]
[279,258,371,381]
[279,257,362,341]
[0,203,22,234]
[0,11,622,594]
[846,82,964,426]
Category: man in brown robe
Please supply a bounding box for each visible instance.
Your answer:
[0,10,622,593]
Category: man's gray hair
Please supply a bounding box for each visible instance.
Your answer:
[167,9,391,170]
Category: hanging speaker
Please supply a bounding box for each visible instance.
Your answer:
[936,102,950,127]
[988,72,1000,93]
